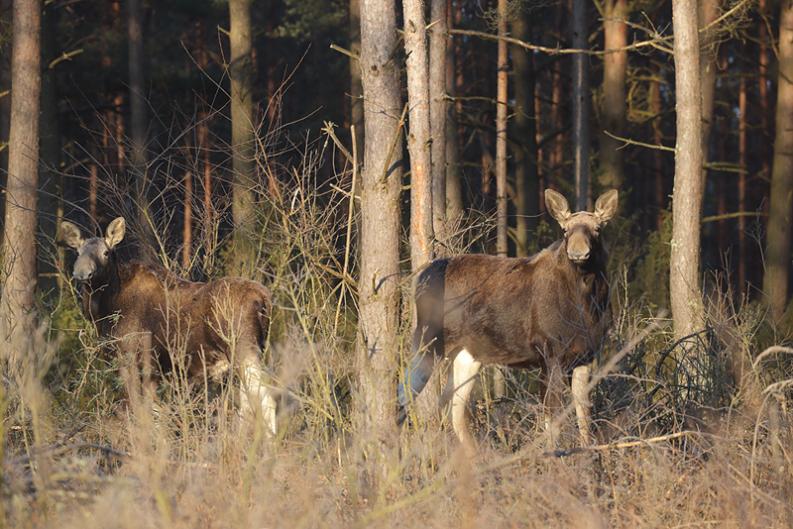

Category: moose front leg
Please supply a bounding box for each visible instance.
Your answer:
[118,331,156,402]
[238,355,277,437]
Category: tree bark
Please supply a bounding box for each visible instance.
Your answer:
[403,0,434,271]
[513,10,538,257]
[572,0,590,210]
[445,0,463,224]
[598,0,628,191]
[699,0,719,203]
[39,2,60,291]
[670,0,705,340]
[651,72,665,229]
[495,0,508,257]
[738,75,747,294]
[429,0,447,248]
[229,0,257,274]
[349,0,364,158]
[128,0,147,200]
[0,0,41,360]
[764,0,793,321]
[183,169,193,270]
[357,0,402,460]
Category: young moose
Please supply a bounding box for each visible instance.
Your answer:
[398,189,618,447]
[60,217,277,434]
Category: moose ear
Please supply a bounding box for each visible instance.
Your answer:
[59,221,84,250]
[545,189,571,223]
[594,189,619,223]
[105,217,126,249]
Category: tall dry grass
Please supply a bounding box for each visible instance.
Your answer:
[2,110,793,529]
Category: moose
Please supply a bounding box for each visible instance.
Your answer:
[59,217,277,435]
[398,189,618,447]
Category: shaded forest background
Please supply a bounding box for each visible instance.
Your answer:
[0,0,778,307]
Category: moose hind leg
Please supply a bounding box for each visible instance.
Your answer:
[451,349,481,449]
[397,350,438,425]
[239,356,277,437]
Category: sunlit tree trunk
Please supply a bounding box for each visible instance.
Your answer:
[764,0,793,321]
[598,0,628,191]
[513,10,538,257]
[229,0,256,274]
[495,0,508,257]
[356,0,402,464]
[572,0,590,209]
[403,0,434,270]
[0,0,41,360]
[429,0,447,248]
[670,0,705,340]
[182,169,193,270]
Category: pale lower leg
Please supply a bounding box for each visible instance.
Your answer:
[239,356,277,437]
[571,364,592,446]
[451,349,481,449]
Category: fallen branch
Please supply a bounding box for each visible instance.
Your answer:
[543,430,699,458]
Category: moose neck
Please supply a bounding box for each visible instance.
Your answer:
[80,255,123,327]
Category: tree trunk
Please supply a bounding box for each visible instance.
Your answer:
[699,0,719,204]
[128,0,147,203]
[513,10,538,257]
[495,0,508,257]
[349,0,364,158]
[598,0,628,191]
[403,0,434,270]
[651,72,665,229]
[670,0,705,340]
[182,169,193,270]
[764,0,793,321]
[738,75,747,294]
[429,0,447,248]
[39,2,60,292]
[445,0,463,224]
[571,0,590,210]
[229,0,257,274]
[357,0,402,464]
[0,0,41,360]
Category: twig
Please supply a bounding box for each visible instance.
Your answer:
[603,130,675,152]
[334,124,358,335]
[543,430,698,458]
[701,211,766,224]
[329,43,359,61]
[450,28,662,56]
[49,48,84,69]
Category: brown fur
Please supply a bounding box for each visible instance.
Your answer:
[81,259,272,379]
[420,238,609,372]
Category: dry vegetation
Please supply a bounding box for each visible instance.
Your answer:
[2,123,793,529]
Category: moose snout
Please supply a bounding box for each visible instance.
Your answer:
[73,269,93,282]
[72,263,96,282]
[568,250,590,264]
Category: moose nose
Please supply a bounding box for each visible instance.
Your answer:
[73,270,93,282]
[569,250,590,263]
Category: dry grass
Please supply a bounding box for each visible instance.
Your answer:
[2,118,793,529]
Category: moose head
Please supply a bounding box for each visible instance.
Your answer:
[544,189,618,265]
[59,217,126,283]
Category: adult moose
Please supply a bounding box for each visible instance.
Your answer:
[398,189,618,448]
[59,217,277,435]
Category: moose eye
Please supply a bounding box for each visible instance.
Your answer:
[103,250,110,258]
